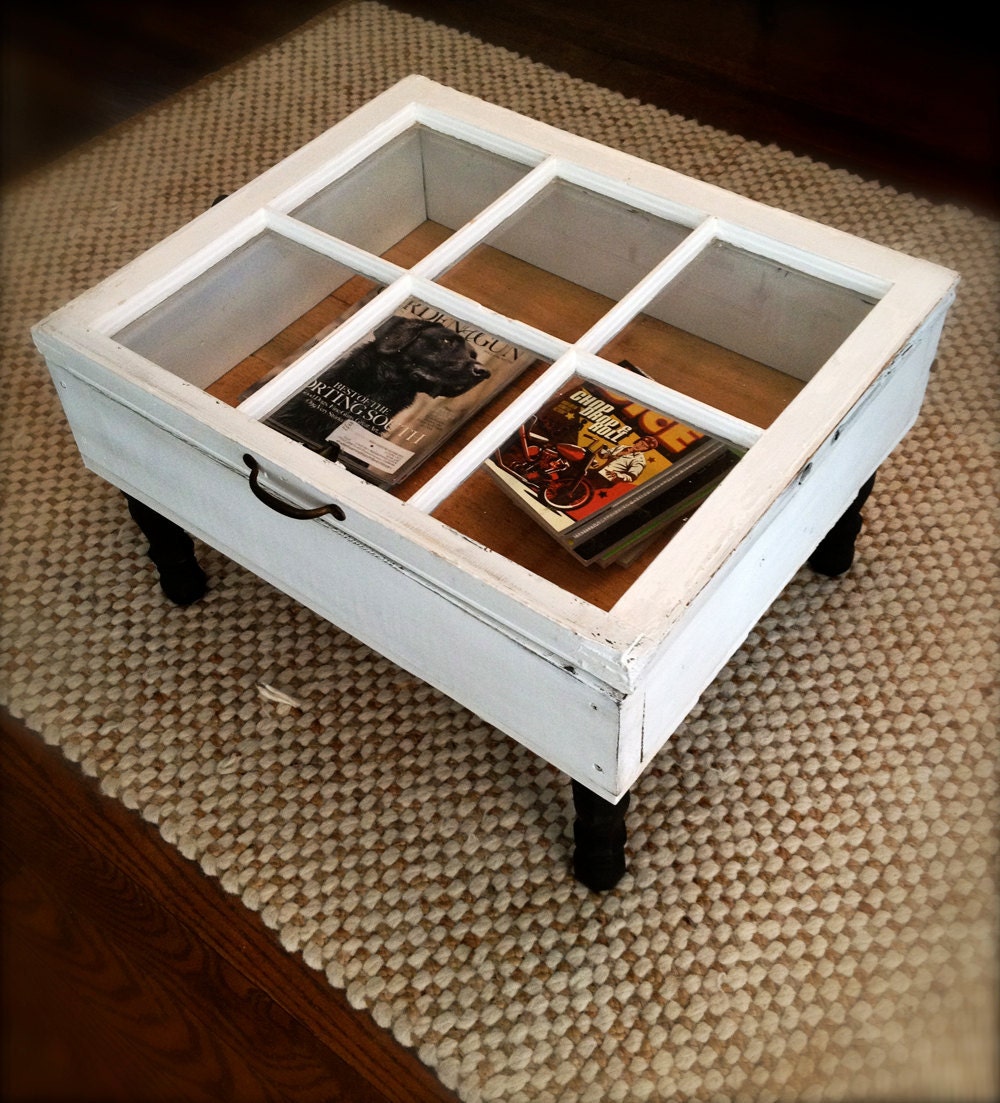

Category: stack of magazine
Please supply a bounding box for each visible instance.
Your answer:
[261,295,538,489]
[483,375,740,567]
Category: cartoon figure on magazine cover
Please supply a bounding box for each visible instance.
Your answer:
[592,435,660,483]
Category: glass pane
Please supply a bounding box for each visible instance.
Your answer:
[291,126,533,259]
[435,179,691,340]
[598,321,805,428]
[598,240,879,424]
[113,231,385,398]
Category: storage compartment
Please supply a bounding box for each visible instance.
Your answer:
[112,230,386,396]
[436,179,692,340]
[104,144,886,612]
[291,125,535,252]
[601,239,880,384]
[95,84,923,619]
[597,315,803,427]
[428,368,743,610]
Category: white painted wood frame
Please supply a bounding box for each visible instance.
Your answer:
[33,76,958,804]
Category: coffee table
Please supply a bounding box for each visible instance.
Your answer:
[32,76,958,890]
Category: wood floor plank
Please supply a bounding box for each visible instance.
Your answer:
[0,708,458,1103]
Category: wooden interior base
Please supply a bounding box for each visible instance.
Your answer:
[430,467,692,608]
[202,221,804,609]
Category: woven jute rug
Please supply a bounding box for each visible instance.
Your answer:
[2,3,997,1100]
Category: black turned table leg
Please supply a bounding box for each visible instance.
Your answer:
[125,495,207,605]
[571,779,631,892]
[808,472,877,578]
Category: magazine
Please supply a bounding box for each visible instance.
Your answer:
[483,376,740,566]
[263,296,538,488]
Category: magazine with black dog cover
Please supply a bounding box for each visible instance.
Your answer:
[483,375,740,566]
[263,297,538,488]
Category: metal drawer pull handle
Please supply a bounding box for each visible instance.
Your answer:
[243,454,345,521]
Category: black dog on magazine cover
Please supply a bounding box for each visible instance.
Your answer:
[337,314,490,417]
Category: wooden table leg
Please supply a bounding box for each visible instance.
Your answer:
[808,472,877,577]
[571,779,631,892]
[125,495,207,605]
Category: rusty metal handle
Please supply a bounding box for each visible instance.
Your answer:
[243,454,345,521]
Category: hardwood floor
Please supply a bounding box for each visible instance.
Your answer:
[390,0,998,214]
[2,0,996,212]
[0,0,336,183]
[1,708,460,1103]
[1,3,996,1100]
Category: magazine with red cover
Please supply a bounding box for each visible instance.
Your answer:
[483,375,739,565]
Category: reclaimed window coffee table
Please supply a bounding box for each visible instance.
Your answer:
[33,77,958,890]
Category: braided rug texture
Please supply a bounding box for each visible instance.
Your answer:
[1,3,997,1100]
